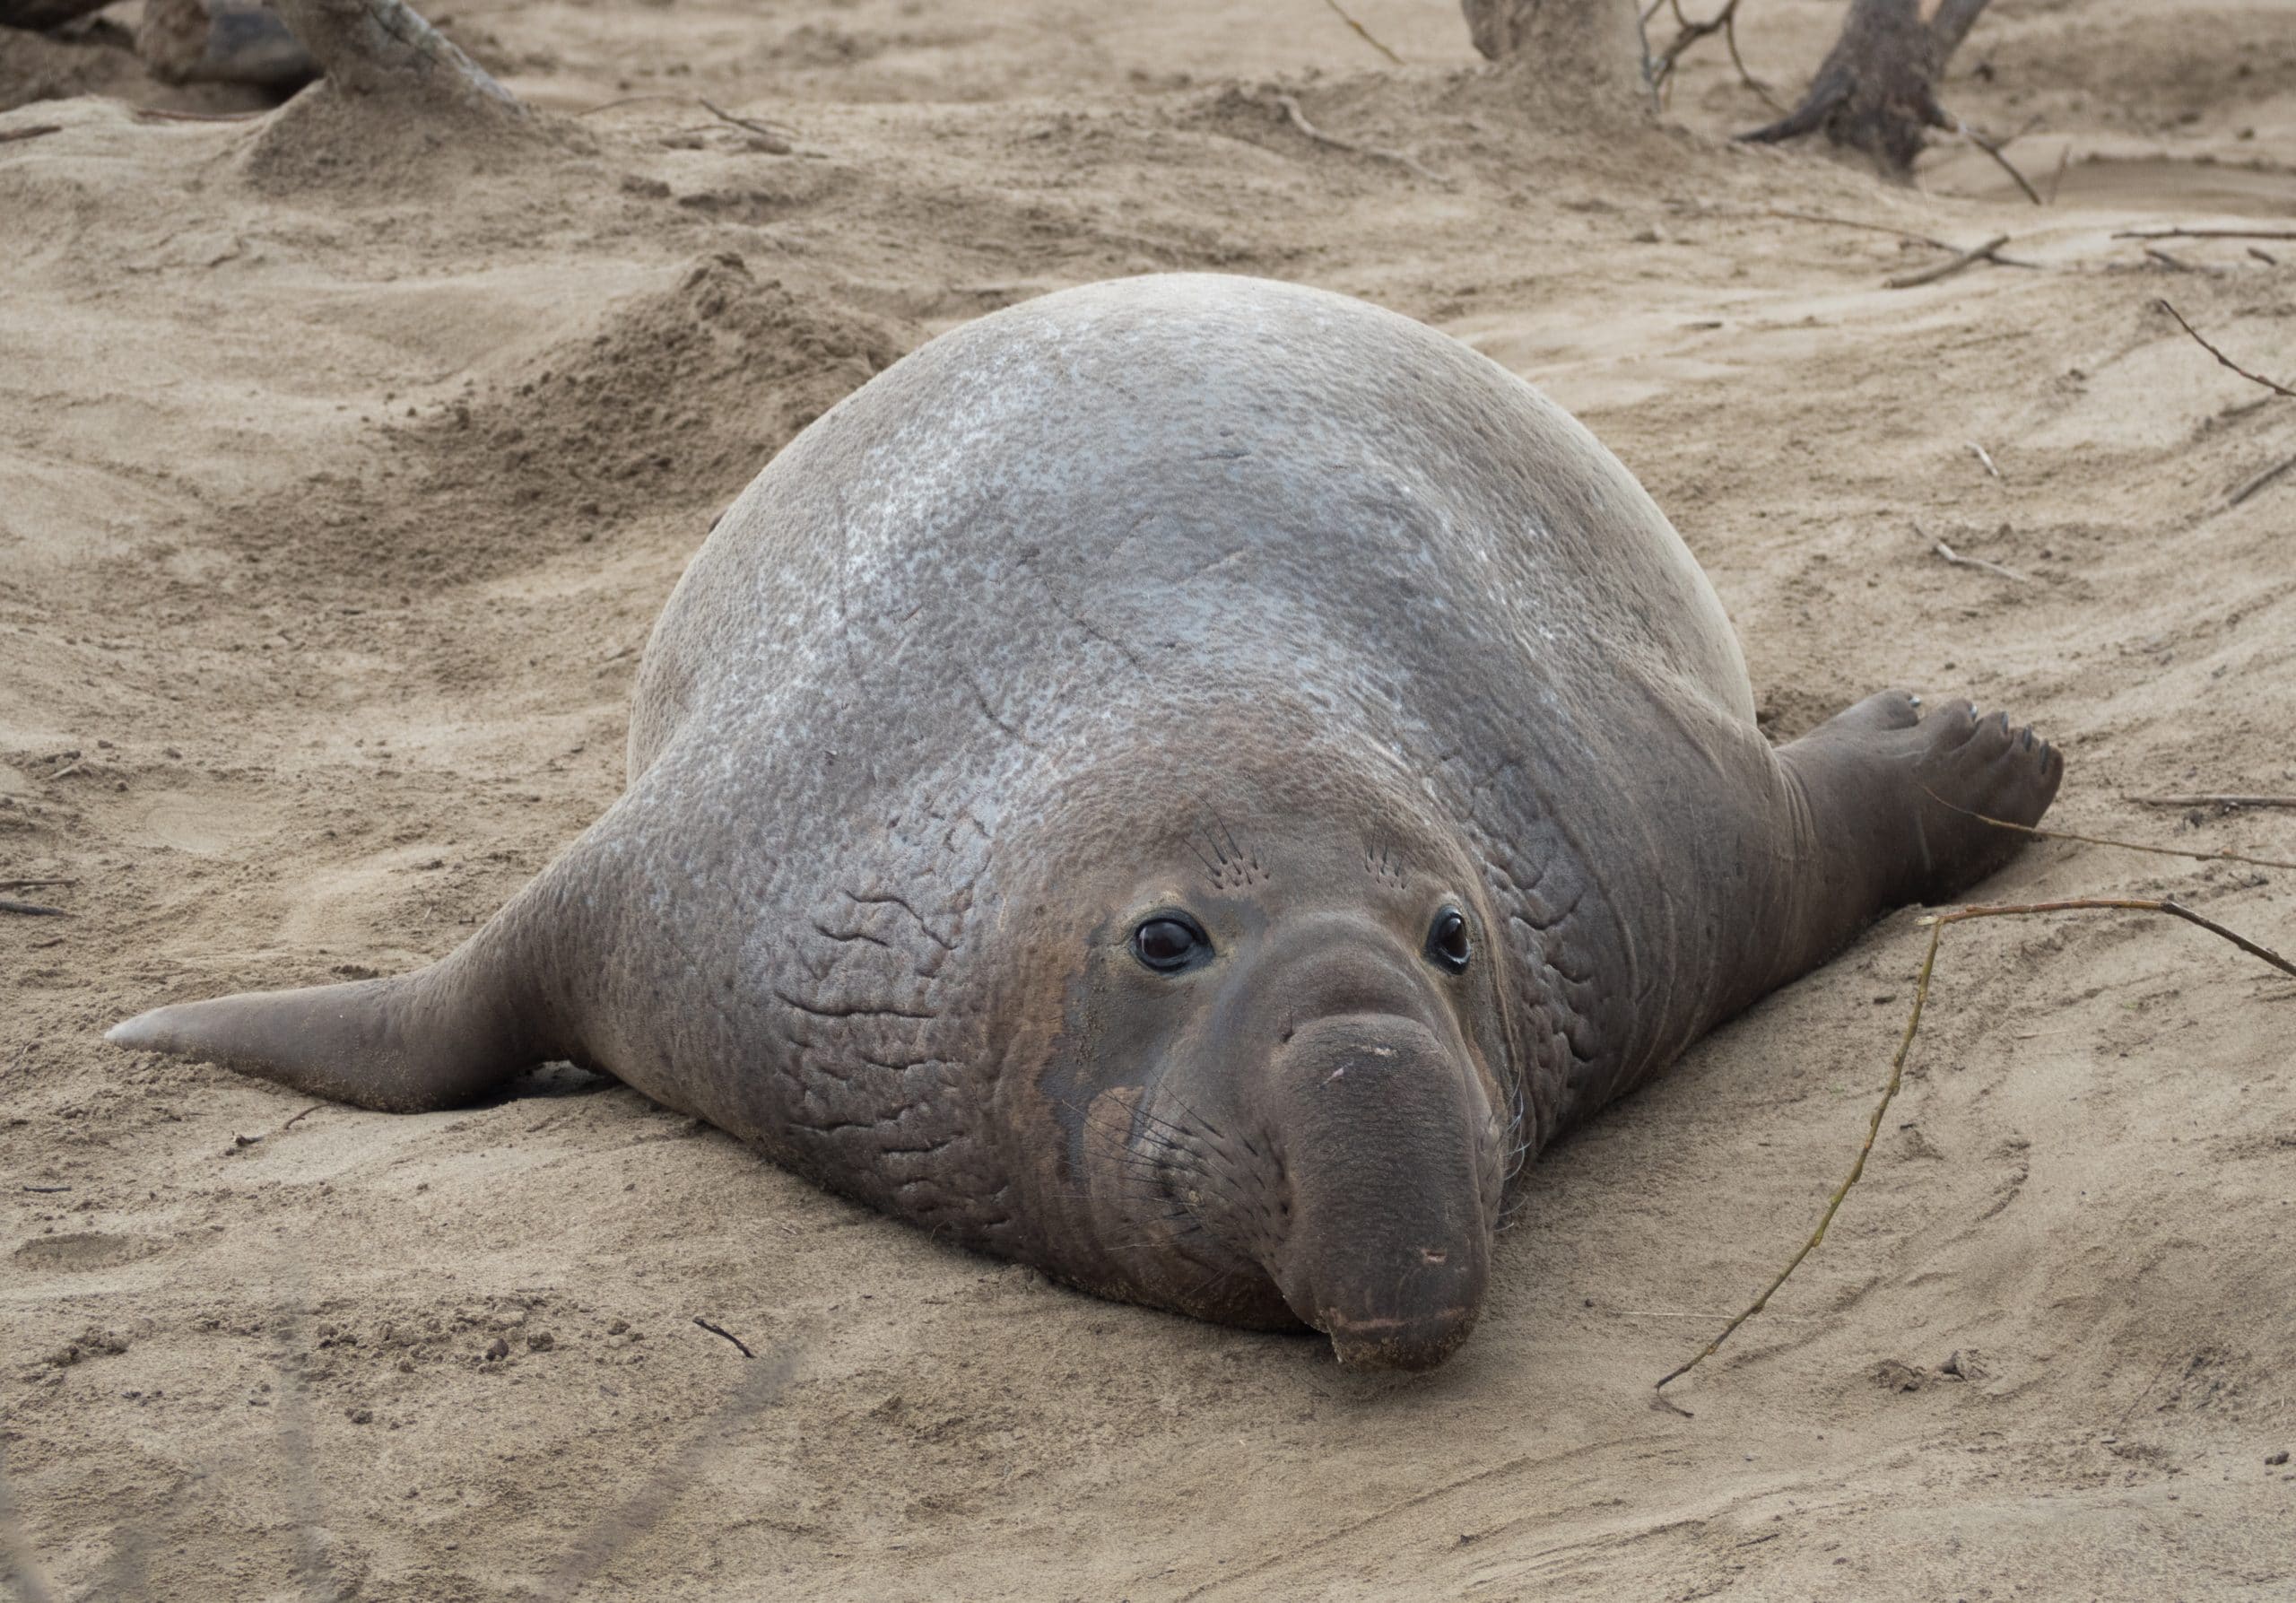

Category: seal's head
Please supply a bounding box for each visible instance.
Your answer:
[1002,720,1518,1372]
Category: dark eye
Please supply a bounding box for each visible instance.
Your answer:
[1133,915,1209,974]
[1426,907,1471,974]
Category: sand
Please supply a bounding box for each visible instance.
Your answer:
[4,0,2294,1598]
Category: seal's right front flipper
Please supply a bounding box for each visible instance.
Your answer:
[107,912,562,1113]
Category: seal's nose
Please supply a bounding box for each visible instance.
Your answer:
[1256,1012,1492,1371]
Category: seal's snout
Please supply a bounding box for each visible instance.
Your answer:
[1257,1013,1492,1372]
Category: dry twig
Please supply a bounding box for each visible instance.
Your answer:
[0,878,76,893]
[1764,209,2034,268]
[1718,4,1785,113]
[1925,790,2296,873]
[2127,793,2296,812]
[131,108,265,123]
[693,1316,755,1357]
[2157,300,2296,399]
[699,98,794,154]
[1258,90,1444,185]
[2228,452,2296,507]
[1656,895,2294,1403]
[1766,207,1949,248]
[1,899,68,918]
[1318,0,1402,65]
[1946,117,2041,205]
[1966,441,1999,479]
[1928,534,2029,583]
[0,125,63,145]
[2116,227,2296,243]
[1648,0,1782,113]
[1885,233,2010,290]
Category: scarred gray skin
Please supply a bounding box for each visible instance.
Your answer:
[110,274,2061,1369]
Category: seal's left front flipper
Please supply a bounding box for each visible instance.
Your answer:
[1783,690,2064,909]
[1654,687,2062,1049]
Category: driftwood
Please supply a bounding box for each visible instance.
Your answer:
[1744,0,1993,174]
[267,0,521,114]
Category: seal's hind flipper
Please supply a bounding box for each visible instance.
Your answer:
[108,917,560,1113]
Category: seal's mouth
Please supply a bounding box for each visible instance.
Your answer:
[1312,1306,1480,1372]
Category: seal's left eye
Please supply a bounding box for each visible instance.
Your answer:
[1133,915,1208,974]
[1426,907,1471,974]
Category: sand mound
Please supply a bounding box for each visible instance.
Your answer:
[226,251,902,591]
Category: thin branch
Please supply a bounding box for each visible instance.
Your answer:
[1769,206,1952,246]
[1930,790,2296,873]
[693,1316,754,1357]
[1257,90,1445,185]
[1763,209,2033,269]
[1657,895,2293,1400]
[1644,0,1785,115]
[2229,453,2296,507]
[2157,300,2296,400]
[2126,793,2296,812]
[131,107,266,122]
[0,125,64,145]
[2116,227,2296,243]
[698,98,794,154]
[0,878,77,892]
[1650,0,1742,94]
[1318,0,1403,65]
[1929,535,2028,582]
[1884,231,2010,290]
[1,899,68,917]
[1949,117,2042,205]
[1967,441,2000,479]
[1655,917,1944,1401]
[1722,7,1786,113]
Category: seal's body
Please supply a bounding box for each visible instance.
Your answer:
[113,276,2060,1368]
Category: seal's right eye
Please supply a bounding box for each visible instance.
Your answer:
[1133,915,1209,974]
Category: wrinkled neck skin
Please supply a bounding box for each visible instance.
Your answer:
[980,714,1531,1371]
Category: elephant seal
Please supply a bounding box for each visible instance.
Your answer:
[110,274,2061,1370]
